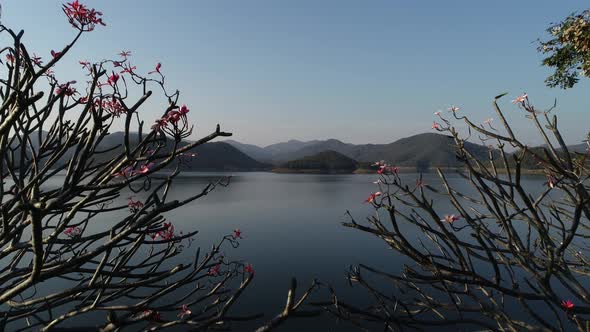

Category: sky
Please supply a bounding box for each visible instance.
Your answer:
[3,0,589,147]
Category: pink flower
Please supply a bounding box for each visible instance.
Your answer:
[100,98,126,117]
[55,81,78,96]
[561,299,574,310]
[107,72,120,86]
[51,50,62,59]
[448,106,460,113]
[165,111,181,124]
[377,165,399,175]
[416,179,425,188]
[432,122,440,130]
[441,214,460,224]
[79,60,91,70]
[512,93,528,104]
[434,111,441,116]
[365,191,382,203]
[244,263,254,274]
[114,166,134,177]
[119,50,131,58]
[142,309,161,321]
[179,104,190,116]
[120,65,136,75]
[32,54,43,66]
[63,1,106,31]
[64,226,82,238]
[158,222,175,240]
[233,229,243,239]
[138,163,154,175]
[127,196,144,212]
[5,54,15,63]
[208,263,221,276]
[178,304,192,319]
[151,118,168,131]
[148,62,162,74]
[372,160,386,167]
[547,175,557,189]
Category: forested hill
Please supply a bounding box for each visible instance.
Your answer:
[278,150,358,173]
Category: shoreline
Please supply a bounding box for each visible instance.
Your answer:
[264,167,546,175]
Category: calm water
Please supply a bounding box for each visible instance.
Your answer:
[152,171,548,331]
[11,172,551,331]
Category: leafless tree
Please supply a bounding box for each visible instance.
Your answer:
[0,2,316,331]
[319,94,590,331]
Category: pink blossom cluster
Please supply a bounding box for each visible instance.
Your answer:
[127,197,144,213]
[149,222,175,241]
[141,309,161,321]
[372,161,399,175]
[365,191,381,203]
[114,163,155,178]
[55,81,78,96]
[4,50,42,67]
[31,54,43,66]
[97,98,126,117]
[151,105,192,139]
[64,226,82,238]
[63,0,106,31]
[208,263,222,276]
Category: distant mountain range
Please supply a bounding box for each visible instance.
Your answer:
[14,131,586,172]
[225,133,491,168]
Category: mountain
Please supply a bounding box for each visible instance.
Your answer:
[562,143,587,154]
[186,142,270,170]
[228,133,491,168]
[278,150,358,173]
[352,133,491,168]
[12,131,270,171]
[261,140,320,158]
[101,132,270,171]
[223,140,273,162]
[271,139,358,162]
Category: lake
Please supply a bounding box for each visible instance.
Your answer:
[6,171,550,331]
[150,171,549,331]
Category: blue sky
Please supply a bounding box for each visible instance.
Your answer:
[4,1,589,146]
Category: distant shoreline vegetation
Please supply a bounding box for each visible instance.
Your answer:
[275,150,358,174]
